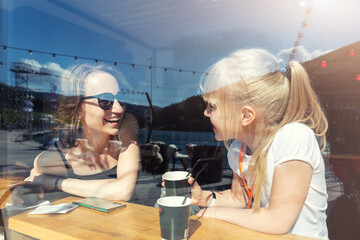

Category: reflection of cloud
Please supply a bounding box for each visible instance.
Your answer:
[20,59,66,76]
[42,63,64,77]
[19,59,66,92]
[22,59,42,71]
[277,46,333,63]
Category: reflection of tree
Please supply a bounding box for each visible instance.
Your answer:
[152,95,212,132]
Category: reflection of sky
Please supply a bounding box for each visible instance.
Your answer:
[1,0,360,107]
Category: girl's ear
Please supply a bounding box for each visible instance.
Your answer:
[240,105,256,126]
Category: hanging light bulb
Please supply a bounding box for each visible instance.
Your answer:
[302,21,309,29]
[298,33,303,39]
[52,53,56,59]
[321,61,327,68]
[28,50,32,55]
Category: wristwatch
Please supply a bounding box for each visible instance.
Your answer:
[208,191,216,207]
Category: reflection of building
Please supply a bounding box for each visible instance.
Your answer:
[9,62,58,129]
[304,41,360,155]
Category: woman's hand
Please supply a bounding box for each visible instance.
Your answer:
[25,168,42,182]
[11,182,44,207]
[25,168,58,191]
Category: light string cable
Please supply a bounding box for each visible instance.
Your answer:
[288,2,313,62]
[0,44,208,76]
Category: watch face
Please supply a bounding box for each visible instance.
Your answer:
[208,192,216,207]
[212,191,216,199]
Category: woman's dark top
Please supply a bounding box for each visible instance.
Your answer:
[54,142,117,180]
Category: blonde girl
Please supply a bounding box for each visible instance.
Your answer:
[189,49,328,239]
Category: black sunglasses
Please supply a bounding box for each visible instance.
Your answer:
[81,91,126,110]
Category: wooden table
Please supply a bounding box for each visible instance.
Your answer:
[0,178,27,208]
[0,178,25,240]
[8,196,319,240]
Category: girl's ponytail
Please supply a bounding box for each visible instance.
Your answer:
[251,61,328,210]
[280,61,328,150]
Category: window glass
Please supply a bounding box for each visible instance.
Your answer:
[1,0,360,238]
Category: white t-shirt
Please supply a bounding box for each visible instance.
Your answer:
[227,122,328,239]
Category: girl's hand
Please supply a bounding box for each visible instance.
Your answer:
[196,207,217,218]
[188,177,206,206]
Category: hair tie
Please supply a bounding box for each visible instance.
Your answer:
[281,66,291,81]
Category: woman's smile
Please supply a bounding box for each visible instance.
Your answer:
[104,117,121,123]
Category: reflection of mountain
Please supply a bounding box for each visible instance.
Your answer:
[0,82,157,129]
[152,95,212,132]
[126,103,161,129]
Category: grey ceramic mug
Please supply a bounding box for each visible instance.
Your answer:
[157,196,192,240]
[162,171,190,196]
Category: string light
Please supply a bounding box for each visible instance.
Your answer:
[302,21,309,29]
[321,60,327,68]
[349,49,355,57]
[299,0,306,7]
[289,6,312,62]
[0,44,208,75]
[356,74,360,81]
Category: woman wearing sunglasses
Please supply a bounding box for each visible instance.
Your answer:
[15,64,139,204]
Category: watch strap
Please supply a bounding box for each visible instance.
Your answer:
[208,191,216,207]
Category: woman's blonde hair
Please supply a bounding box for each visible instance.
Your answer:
[56,63,131,148]
[200,48,328,210]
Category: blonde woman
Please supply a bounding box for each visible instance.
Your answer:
[19,64,139,202]
[188,49,328,239]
